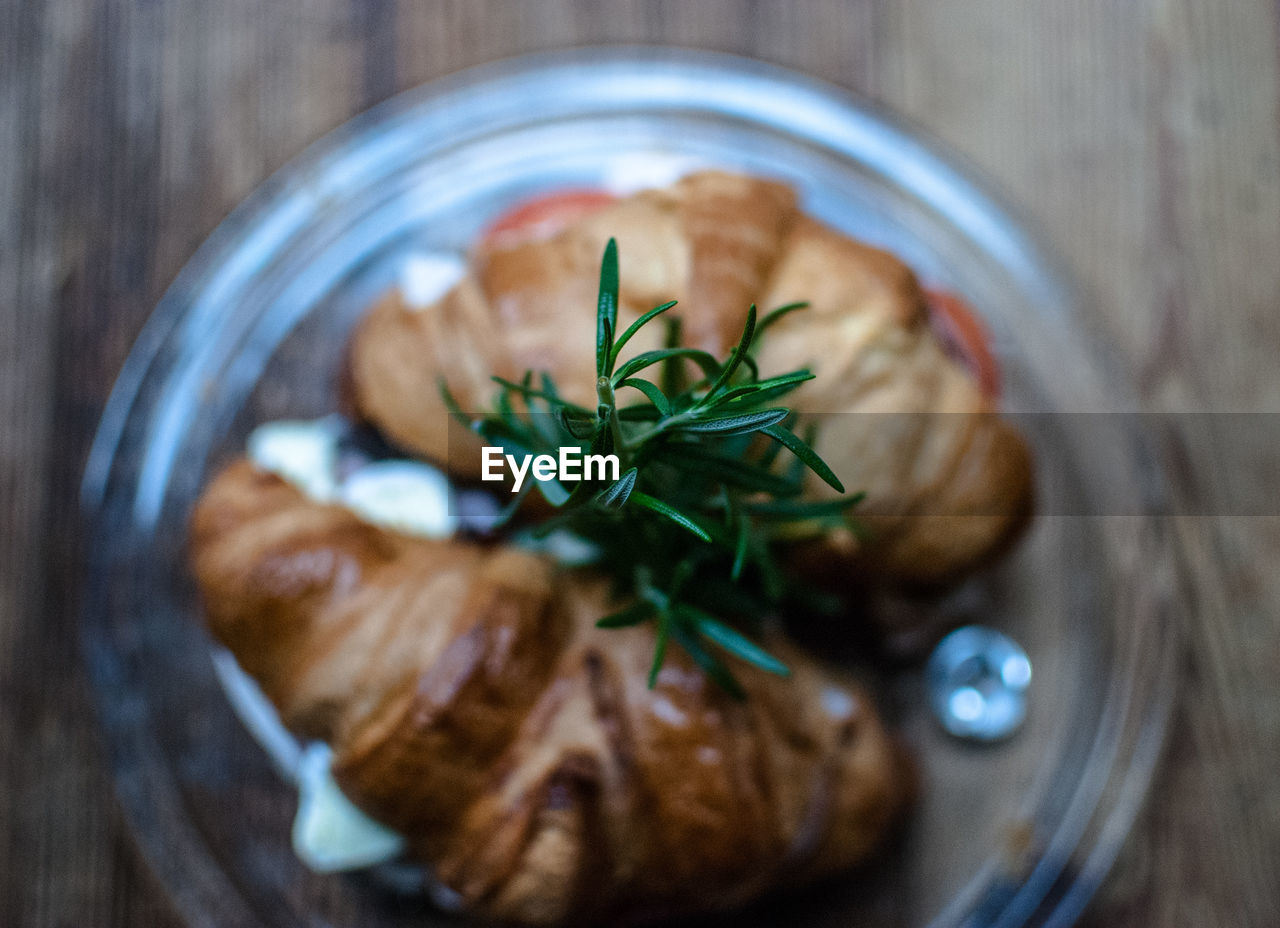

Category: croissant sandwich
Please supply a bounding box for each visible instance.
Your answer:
[188,168,1039,923]
[349,170,1033,589]
[191,460,910,925]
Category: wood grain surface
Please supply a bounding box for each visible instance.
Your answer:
[2,1,1278,926]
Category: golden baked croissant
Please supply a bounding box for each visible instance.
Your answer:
[191,460,910,925]
[349,171,1032,589]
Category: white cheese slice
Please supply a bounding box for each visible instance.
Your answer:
[512,527,601,566]
[246,418,341,501]
[293,743,406,873]
[399,252,466,309]
[339,460,457,538]
[601,152,704,195]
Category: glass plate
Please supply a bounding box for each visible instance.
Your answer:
[81,48,1179,928]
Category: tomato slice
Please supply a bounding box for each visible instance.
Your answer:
[925,289,1001,399]
[481,189,618,248]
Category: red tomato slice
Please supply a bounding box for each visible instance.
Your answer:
[481,190,618,249]
[925,289,1001,399]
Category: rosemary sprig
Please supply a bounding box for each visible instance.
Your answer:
[443,239,861,696]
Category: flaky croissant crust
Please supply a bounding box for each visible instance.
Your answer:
[192,461,909,925]
[349,170,1033,589]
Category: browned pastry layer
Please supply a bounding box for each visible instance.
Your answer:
[755,217,1034,587]
[348,171,1032,588]
[192,460,909,925]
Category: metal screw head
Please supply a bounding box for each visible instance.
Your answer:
[927,626,1031,742]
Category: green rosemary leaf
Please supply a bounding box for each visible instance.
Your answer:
[847,515,874,542]
[688,575,773,621]
[660,317,685,396]
[540,371,562,400]
[592,405,616,453]
[596,467,638,510]
[656,443,800,496]
[597,238,619,375]
[784,421,818,486]
[599,316,614,378]
[750,530,786,602]
[597,598,657,629]
[472,418,532,451]
[617,404,663,422]
[672,407,790,436]
[559,407,598,439]
[670,618,745,699]
[647,610,671,687]
[439,378,473,428]
[488,478,535,529]
[617,377,673,416]
[536,476,572,507]
[744,493,866,519]
[530,509,577,539]
[731,505,751,581]
[491,376,592,415]
[712,370,815,405]
[496,383,518,427]
[760,423,845,493]
[556,415,620,508]
[668,556,699,600]
[720,380,807,408]
[531,398,564,447]
[756,300,809,336]
[629,491,713,541]
[610,300,678,366]
[679,605,790,677]
[611,347,722,385]
[702,304,757,400]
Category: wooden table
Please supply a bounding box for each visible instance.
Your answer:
[3,1,1277,925]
